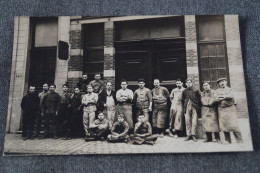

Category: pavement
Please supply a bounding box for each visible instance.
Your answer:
[3,119,253,155]
[3,132,253,155]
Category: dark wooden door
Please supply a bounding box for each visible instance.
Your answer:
[115,51,150,91]
[28,47,57,92]
[115,38,186,92]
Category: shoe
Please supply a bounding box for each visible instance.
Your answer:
[173,134,178,139]
[159,133,164,138]
[192,136,198,142]
[144,141,154,145]
[85,137,95,142]
[222,141,231,145]
[63,137,68,140]
[215,139,222,144]
[168,130,174,137]
[123,139,128,143]
[100,137,105,141]
[22,137,28,141]
[203,138,212,143]
[67,137,72,140]
[184,136,191,141]
[53,136,59,139]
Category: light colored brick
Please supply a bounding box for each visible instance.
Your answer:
[68,71,82,78]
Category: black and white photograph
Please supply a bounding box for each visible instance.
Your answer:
[3,15,253,155]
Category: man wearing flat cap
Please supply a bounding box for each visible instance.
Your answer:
[215,78,243,144]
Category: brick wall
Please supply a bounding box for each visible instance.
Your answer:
[224,15,249,118]
[103,21,115,87]
[185,15,200,86]
[67,19,84,90]
[68,55,83,71]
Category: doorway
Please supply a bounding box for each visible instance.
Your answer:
[115,38,187,91]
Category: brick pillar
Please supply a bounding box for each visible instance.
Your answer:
[185,15,200,85]
[104,21,115,87]
[185,15,204,139]
[7,17,30,133]
[54,17,70,94]
[224,15,249,118]
[68,19,83,90]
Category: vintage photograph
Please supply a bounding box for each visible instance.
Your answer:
[4,15,253,155]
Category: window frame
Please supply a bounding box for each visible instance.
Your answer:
[82,23,105,80]
[196,15,230,90]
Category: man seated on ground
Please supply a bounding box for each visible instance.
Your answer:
[107,114,129,143]
[85,112,110,142]
[130,114,158,145]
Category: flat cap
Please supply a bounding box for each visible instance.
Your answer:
[216,78,227,83]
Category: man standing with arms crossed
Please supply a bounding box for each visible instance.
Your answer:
[82,85,99,141]
[116,79,134,133]
[215,78,243,144]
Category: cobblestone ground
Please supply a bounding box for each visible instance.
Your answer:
[3,119,253,155]
[3,133,253,155]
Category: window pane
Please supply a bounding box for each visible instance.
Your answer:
[197,16,224,41]
[210,69,218,81]
[35,19,58,47]
[83,23,104,48]
[209,57,217,68]
[84,63,104,73]
[217,56,226,68]
[208,44,216,57]
[115,16,184,41]
[200,45,208,57]
[150,17,184,38]
[217,44,225,56]
[218,69,227,78]
[200,57,209,69]
[84,49,104,62]
[201,69,210,81]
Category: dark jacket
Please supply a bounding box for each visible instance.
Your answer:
[181,86,201,112]
[77,79,90,93]
[21,92,40,113]
[42,91,61,114]
[98,89,117,111]
[71,93,82,110]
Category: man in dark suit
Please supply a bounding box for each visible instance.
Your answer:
[21,85,40,140]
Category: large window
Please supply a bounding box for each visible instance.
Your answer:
[197,16,229,89]
[34,18,58,47]
[115,16,185,41]
[83,23,104,80]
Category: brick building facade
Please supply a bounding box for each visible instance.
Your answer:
[6,15,250,135]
